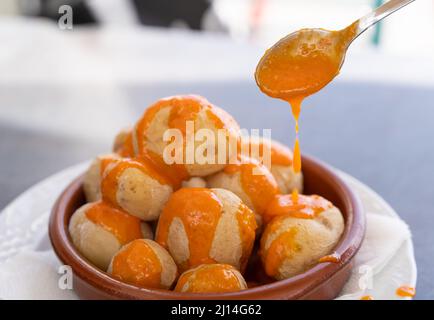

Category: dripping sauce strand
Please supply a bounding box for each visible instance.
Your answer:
[288,96,303,203]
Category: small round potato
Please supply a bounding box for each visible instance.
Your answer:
[132,95,240,177]
[108,239,177,289]
[100,158,173,221]
[239,136,303,194]
[69,201,152,270]
[175,264,247,293]
[155,188,257,272]
[83,154,119,203]
[260,195,344,280]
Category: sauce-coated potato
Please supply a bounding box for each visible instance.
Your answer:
[108,239,177,289]
[156,188,257,272]
[175,264,247,293]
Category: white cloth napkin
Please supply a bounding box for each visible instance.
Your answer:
[0,163,416,300]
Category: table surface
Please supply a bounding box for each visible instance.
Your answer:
[0,21,433,299]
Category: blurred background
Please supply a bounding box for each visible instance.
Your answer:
[0,0,433,298]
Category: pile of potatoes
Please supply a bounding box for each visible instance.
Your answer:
[69,95,344,293]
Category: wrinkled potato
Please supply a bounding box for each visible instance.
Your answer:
[108,239,177,289]
[156,188,257,272]
[175,264,247,293]
[101,158,173,221]
[132,95,240,177]
[260,196,344,280]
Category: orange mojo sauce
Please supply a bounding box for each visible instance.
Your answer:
[235,203,258,270]
[111,240,163,288]
[156,188,256,272]
[260,215,299,277]
[318,252,341,264]
[85,201,143,245]
[101,158,171,209]
[155,188,223,271]
[224,157,279,215]
[396,286,416,298]
[175,264,243,293]
[264,193,333,223]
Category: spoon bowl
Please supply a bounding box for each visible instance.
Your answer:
[255,0,415,101]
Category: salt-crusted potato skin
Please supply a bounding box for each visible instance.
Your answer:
[155,188,257,272]
[101,158,173,221]
[181,177,207,188]
[175,264,247,293]
[260,205,344,280]
[69,202,151,270]
[83,154,119,203]
[108,239,177,289]
[206,157,279,217]
[132,95,240,177]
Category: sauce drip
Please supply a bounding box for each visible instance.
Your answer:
[255,22,359,199]
[264,193,333,224]
[155,188,223,271]
[224,157,279,215]
[396,286,416,298]
[175,264,243,293]
[85,201,143,245]
[289,96,302,175]
[111,240,162,288]
[360,295,374,300]
[318,252,341,263]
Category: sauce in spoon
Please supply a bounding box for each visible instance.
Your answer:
[255,22,358,198]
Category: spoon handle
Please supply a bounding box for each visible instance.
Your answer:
[357,0,415,35]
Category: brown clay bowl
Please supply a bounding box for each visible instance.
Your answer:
[49,154,365,300]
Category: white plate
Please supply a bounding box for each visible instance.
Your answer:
[0,162,417,300]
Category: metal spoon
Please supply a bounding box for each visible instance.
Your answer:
[357,0,415,39]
